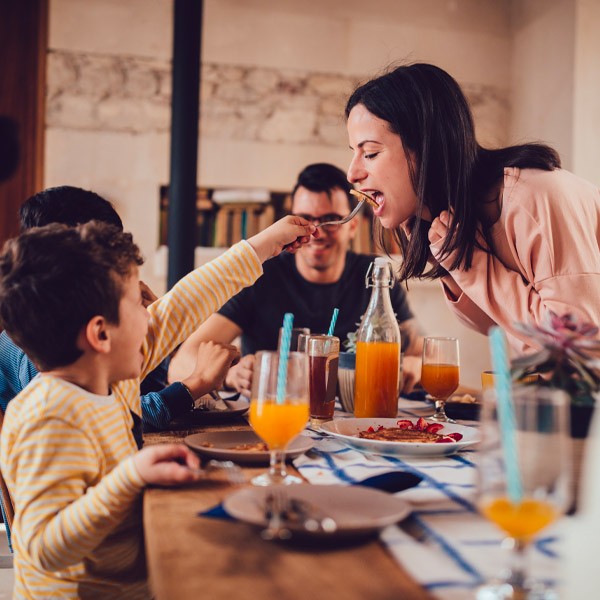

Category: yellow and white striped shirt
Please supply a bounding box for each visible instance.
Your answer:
[0,241,262,599]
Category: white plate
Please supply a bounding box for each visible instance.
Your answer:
[320,418,480,457]
[223,484,411,538]
[185,430,314,465]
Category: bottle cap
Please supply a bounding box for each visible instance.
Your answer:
[374,257,391,267]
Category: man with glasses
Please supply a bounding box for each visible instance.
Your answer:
[169,163,424,396]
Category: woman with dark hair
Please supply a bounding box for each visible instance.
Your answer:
[346,62,600,353]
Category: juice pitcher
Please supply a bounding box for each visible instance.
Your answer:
[354,257,401,418]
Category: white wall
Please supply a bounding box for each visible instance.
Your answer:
[44,0,515,387]
[572,0,600,185]
[509,0,600,187]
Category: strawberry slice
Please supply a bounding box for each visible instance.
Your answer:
[396,419,414,430]
[425,423,444,434]
[415,418,428,431]
[445,432,463,441]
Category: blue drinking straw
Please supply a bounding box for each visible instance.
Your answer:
[276,313,294,405]
[327,308,339,337]
[489,326,523,503]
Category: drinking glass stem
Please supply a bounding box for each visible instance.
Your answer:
[434,398,447,418]
[268,449,287,482]
[505,537,527,591]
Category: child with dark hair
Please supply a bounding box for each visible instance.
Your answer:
[346,62,600,353]
[0,216,315,597]
[1,186,239,435]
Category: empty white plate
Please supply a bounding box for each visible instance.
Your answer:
[224,484,411,538]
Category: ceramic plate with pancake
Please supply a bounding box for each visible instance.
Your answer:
[320,418,479,457]
[185,430,314,465]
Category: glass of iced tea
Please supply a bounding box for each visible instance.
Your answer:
[476,386,571,599]
[421,336,460,423]
[249,351,309,486]
[306,334,340,425]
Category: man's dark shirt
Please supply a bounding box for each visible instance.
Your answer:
[218,251,413,355]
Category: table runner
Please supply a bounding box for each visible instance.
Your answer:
[294,398,565,599]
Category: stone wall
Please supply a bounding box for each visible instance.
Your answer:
[47,50,509,148]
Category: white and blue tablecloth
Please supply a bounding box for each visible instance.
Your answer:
[294,398,565,600]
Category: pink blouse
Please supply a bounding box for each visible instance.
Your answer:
[431,167,600,354]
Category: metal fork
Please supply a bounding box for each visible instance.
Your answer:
[316,200,365,229]
[184,459,246,485]
[261,488,292,540]
[283,200,367,252]
[287,498,337,533]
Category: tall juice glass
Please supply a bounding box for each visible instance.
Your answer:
[353,257,401,418]
[476,386,571,599]
[249,351,309,486]
[421,337,460,423]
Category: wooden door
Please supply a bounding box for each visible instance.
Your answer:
[0,0,48,245]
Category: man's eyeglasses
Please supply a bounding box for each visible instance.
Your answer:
[293,213,348,232]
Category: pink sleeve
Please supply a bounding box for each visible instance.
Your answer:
[438,280,496,335]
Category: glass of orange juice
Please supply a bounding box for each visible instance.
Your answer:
[249,350,309,486]
[421,337,460,423]
[476,386,571,599]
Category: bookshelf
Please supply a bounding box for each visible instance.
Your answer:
[158,185,397,254]
[159,185,289,248]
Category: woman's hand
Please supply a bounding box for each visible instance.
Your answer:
[428,210,451,246]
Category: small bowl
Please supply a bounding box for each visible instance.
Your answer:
[444,395,481,421]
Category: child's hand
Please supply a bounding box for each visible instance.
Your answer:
[181,341,240,398]
[134,444,203,486]
[224,353,254,397]
[248,215,318,262]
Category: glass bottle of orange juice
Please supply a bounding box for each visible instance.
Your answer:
[354,257,401,418]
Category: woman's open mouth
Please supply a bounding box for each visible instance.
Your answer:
[368,191,385,217]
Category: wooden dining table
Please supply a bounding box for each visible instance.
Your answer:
[143,390,588,600]
[143,416,436,600]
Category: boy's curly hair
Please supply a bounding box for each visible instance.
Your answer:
[0,221,143,370]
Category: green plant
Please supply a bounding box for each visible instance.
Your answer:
[511,312,600,406]
[342,322,360,353]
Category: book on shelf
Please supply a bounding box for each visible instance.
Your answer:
[160,186,285,248]
[212,188,270,204]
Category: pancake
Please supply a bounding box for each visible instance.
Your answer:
[350,189,378,209]
[358,427,442,443]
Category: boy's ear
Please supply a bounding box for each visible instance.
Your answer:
[80,316,112,354]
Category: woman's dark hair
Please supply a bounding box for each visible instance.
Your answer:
[0,221,143,370]
[345,63,560,280]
